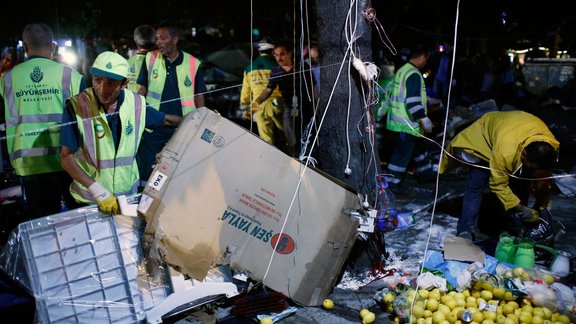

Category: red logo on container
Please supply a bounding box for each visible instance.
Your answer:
[270,233,295,254]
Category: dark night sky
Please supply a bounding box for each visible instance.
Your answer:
[2,0,575,57]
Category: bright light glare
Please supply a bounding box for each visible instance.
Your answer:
[58,47,77,67]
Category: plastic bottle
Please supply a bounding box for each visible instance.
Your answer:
[375,174,398,232]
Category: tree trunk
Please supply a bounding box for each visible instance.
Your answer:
[312,0,380,204]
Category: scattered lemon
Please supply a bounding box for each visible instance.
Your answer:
[481,281,495,292]
[512,267,526,277]
[483,310,497,321]
[455,297,466,308]
[444,299,458,310]
[481,290,494,301]
[502,304,515,316]
[438,304,451,316]
[260,317,273,324]
[557,314,570,324]
[384,292,395,304]
[542,273,555,285]
[492,287,506,300]
[446,312,458,323]
[441,295,454,304]
[532,307,545,318]
[432,310,446,323]
[322,298,334,310]
[541,307,552,320]
[429,289,442,301]
[362,311,376,324]
[518,311,532,323]
[504,291,516,301]
[507,301,519,309]
[427,298,440,312]
[359,308,370,318]
[387,304,394,313]
[531,315,544,324]
[507,314,519,324]
[503,317,515,324]
[472,311,484,323]
[419,289,430,299]
[412,304,426,319]
[465,300,478,309]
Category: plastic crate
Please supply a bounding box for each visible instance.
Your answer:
[1,207,172,323]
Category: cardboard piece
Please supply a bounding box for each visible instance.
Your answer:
[138,107,360,306]
[443,235,485,264]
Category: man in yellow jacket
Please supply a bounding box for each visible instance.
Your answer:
[240,38,285,151]
[439,110,559,241]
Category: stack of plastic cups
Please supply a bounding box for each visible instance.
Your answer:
[494,232,517,264]
[513,238,535,269]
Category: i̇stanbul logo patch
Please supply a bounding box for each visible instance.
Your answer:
[30,66,44,83]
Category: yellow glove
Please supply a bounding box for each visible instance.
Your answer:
[516,204,540,223]
[242,110,253,120]
[88,182,119,214]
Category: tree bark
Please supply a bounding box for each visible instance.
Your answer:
[312,0,380,203]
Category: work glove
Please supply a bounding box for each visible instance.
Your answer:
[418,117,433,133]
[242,101,260,120]
[88,182,119,215]
[510,204,540,223]
[250,101,260,110]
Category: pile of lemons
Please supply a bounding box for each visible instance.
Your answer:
[382,285,572,324]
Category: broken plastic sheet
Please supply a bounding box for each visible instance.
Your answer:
[0,203,173,323]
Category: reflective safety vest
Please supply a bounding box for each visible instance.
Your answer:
[0,58,84,176]
[68,89,146,204]
[126,53,146,93]
[385,63,427,136]
[145,50,201,114]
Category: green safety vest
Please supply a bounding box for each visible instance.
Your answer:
[126,53,146,93]
[68,89,146,203]
[145,50,201,114]
[0,58,84,176]
[385,63,427,136]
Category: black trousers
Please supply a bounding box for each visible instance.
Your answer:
[21,171,81,218]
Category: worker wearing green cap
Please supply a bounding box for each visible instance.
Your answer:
[60,51,182,214]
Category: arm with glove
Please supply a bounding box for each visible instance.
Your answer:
[509,203,540,224]
[418,116,433,134]
[60,146,119,215]
[87,182,119,214]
